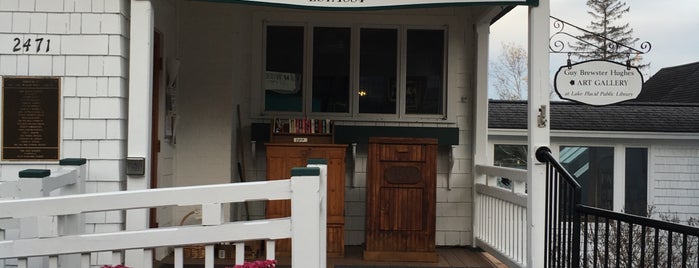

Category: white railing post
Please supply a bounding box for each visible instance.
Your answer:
[528,0,551,266]
[57,158,87,268]
[290,167,322,268]
[18,169,53,268]
[307,159,328,268]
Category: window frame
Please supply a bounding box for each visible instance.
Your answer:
[258,17,448,120]
[488,141,650,212]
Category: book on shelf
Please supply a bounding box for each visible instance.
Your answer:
[270,118,334,144]
[273,118,333,134]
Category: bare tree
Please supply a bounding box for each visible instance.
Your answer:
[491,42,528,100]
[490,42,560,100]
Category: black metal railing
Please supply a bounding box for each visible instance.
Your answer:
[536,146,699,268]
[537,146,581,268]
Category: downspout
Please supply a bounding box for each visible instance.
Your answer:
[126,0,154,266]
[527,0,551,267]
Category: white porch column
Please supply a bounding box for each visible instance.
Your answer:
[472,20,491,247]
[126,0,154,266]
[527,0,550,267]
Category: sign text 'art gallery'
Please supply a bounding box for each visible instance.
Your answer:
[554,60,643,106]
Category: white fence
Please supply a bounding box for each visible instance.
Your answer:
[0,162,87,268]
[0,166,326,268]
[474,165,528,268]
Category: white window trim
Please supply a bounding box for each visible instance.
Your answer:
[491,140,651,214]
[252,11,455,123]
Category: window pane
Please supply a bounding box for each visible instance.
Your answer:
[494,144,527,189]
[406,29,444,115]
[560,146,614,210]
[359,28,397,114]
[312,27,350,113]
[625,148,648,216]
[265,26,304,112]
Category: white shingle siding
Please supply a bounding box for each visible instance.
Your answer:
[62,35,109,55]
[0,12,11,31]
[651,145,699,223]
[36,0,64,12]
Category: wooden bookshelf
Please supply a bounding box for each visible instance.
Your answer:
[270,118,334,144]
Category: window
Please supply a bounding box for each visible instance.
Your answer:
[560,146,614,210]
[263,24,446,117]
[494,144,527,189]
[406,29,444,115]
[264,26,304,112]
[312,27,351,113]
[359,28,398,114]
[625,148,648,216]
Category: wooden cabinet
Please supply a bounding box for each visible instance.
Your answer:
[265,143,347,257]
[364,137,438,262]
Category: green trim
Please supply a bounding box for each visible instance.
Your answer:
[251,123,459,146]
[291,167,320,176]
[59,158,87,166]
[194,0,537,11]
[307,159,327,165]
[19,169,51,178]
[334,125,459,146]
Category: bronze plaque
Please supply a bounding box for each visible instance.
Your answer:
[2,77,60,161]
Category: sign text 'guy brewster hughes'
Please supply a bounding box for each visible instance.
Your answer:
[554,60,643,106]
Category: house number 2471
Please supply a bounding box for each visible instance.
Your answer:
[12,37,52,53]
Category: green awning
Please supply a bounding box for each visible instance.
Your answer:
[197,0,538,10]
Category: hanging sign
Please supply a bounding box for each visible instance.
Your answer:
[229,0,533,9]
[554,60,643,106]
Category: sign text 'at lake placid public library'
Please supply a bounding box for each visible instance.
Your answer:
[554,60,643,106]
[2,77,60,161]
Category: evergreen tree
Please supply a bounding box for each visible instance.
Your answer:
[572,0,648,69]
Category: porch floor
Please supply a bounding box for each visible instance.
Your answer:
[325,246,502,268]
[156,246,504,268]
[266,246,502,268]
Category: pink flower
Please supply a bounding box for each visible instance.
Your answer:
[225,259,276,268]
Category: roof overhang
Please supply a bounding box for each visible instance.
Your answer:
[195,0,538,10]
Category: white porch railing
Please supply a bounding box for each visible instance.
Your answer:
[474,164,528,268]
[0,160,87,268]
[0,166,326,268]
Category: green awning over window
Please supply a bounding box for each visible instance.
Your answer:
[197,0,538,10]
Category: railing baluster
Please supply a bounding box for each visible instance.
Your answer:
[640,225,646,267]
[668,231,673,267]
[545,163,552,268]
[81,253,90,268]
[682,233,688,268]
[48,256,58,268]
[266,240,276,260]
[583,214,588,268]
[594,216,599,267]
[235,242,245,265]
[616,220,621,267]
[654,228,659,268]
[627,223,633,268]
[604,218,610,268]
[174,247,183,268]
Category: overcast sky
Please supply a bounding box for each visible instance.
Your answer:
[488,0,699,96]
